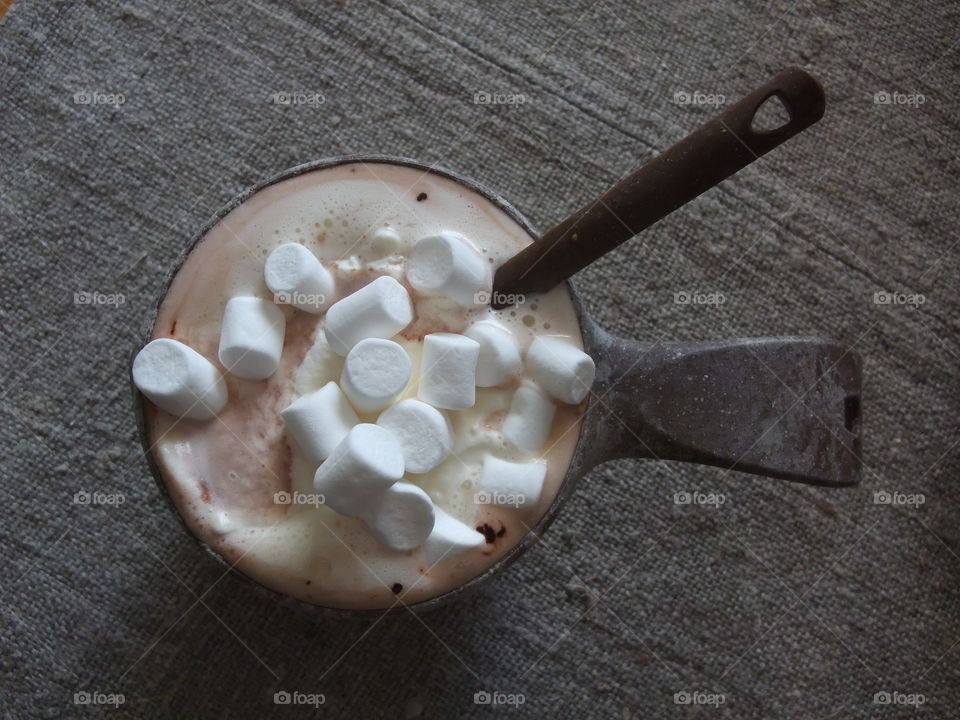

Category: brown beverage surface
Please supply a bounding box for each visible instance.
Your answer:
[147,161,584,609]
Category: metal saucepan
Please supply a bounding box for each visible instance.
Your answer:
[134,154,862,617]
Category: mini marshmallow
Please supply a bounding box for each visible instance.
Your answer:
[364,482,436,552]
[218,296,286,380]
[340,338,411,413]
[502,382,556,452]
[132,338,227,420]
[280,381,359,463]
[377,399,453,473]
[525,336,596,404]
[418,333,480,410]
[407,231,489,306]
[313,424,404,517]
[293,334,343,396]
[466,321,522,387]
[264,243,334,313]
[324,275,414,356]
[478,455,545,508]
[370,226,401,256]
[422,508,484,565]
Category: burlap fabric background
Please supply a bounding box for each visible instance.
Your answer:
[2,1,957,717]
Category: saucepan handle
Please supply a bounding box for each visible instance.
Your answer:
[575,322,862,487]
[493,67,826,302]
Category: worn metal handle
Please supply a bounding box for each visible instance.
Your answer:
[493,67,826,304]
[575,323,862,487]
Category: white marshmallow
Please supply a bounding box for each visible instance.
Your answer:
[466,321,522,387]
[370,226,401,256]
[323,276,414,356]
[364,482,436,552]
[422,508,484,565]
[280,381,359,463]
[340,338,411,413]
[313,424,404,517]
[407,231,489,306]
[525,336,596,404]
[264,243,334,313]
[418,333,480,410]
[132,338,227,420]
[478,455,545,508]
[502,382,556,452]
[218,296,286,380]
[377,399,453,473]
[293,334,344,396]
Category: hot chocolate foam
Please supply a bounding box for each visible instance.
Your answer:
[146,161,585,609]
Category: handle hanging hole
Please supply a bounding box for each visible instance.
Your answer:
[750,93,792,133]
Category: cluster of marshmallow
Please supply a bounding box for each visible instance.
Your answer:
[131,241,334,416]
[132,231,596,565]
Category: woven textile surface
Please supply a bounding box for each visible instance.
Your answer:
[1,1,958,717]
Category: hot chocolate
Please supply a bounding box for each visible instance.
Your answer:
[139,161,590,610]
